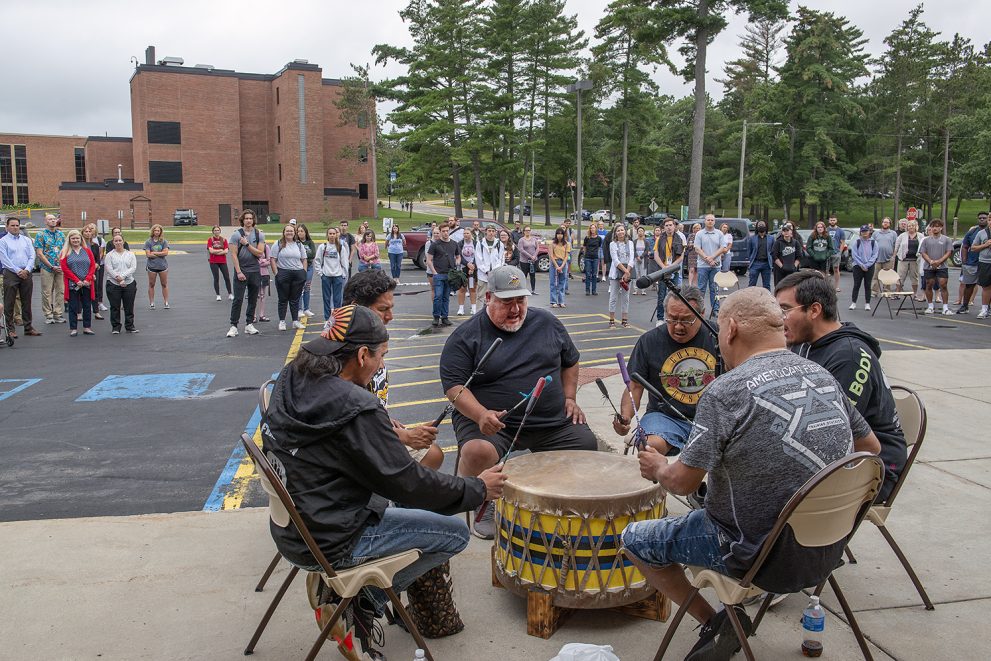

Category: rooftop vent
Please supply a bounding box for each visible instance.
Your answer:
[194,64,215,70]
[158,56,185,66]
[293,59,309,64]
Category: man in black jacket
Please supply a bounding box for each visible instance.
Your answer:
[775,270,907,501]
[262,305,506,650]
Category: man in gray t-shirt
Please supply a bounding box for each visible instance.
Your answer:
[621,288,879,658]
[919,219,953,314]
[871,217,898,295]
[693,215,725,314]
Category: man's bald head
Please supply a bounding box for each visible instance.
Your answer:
[717,288,786,369]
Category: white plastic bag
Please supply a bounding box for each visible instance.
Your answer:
[548,643,620,661]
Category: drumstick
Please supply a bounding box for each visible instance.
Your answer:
[432,337,503,427]
[475,375,550,526]
[631,372,693,425]
[616,353,646,452]
[499,375,553,419]
[595,378,625,423]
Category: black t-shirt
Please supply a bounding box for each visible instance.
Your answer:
[627,325,720,421]
[755,235,768,262]
[440,308,580,429]
[583,235,602,253]
[428,238,460,273]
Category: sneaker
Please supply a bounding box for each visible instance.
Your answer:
[245,323,259,335]
[942,306,952,315]
[149,302,155,309]
[126,328,140,333]
[226,326,238,338]
[978,309,989,319]
[278,320,287,331]
[44,318,54,324]
[298,310,306,320]
[293,320,303,329]
[164,302,170,309]
[432,318,440,327]
[55,317,66,324]
[111,329,120,335]
[925,306,935,314]
[441,317,452,327]
[471,304,477,314]
[216,295,222,301]
[305,309,315,317]
[864,303,871,311]
[742,592,790,608]
[472,502,495,540]
[848,302,856,310]
[457,306,465,316]
[957,305,970,315]
[99,303,108,311]
[685,606,753,661]
[228,293,234,300]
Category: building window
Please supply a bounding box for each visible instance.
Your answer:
[148,160,183,183]
[0,145,11,185]
[14,145,27,184]
[298,75,307,183]
[74,148,86,182]
[276,87,280,105]
[358,183,369,200]
[358,146,368,163]
[16,186,28,203]
[147,121,181,145]
[278,163,282,181]
[1,186,12,206]
[357,111,369,129]
[277,126,281,144]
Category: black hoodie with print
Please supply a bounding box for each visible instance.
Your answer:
[792,322,907,500]
[262,364,485,567]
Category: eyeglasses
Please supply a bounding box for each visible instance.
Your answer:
[780,304,809,316]
[663,316,699,327]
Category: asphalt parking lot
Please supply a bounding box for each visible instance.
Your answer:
[1,245,987,522]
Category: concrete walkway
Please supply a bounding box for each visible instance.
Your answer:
[2,349,989,659]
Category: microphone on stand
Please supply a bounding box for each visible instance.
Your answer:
[636,262,682,289]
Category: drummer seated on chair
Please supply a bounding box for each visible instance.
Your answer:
[621,288,880,661]
[613,285,720,457]
[262,305,507,658]
[441,265,598,540]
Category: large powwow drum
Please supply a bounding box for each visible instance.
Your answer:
[493,450,666,609]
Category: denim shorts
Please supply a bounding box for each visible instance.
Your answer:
[622,509,729,574]
[640,411,693,453]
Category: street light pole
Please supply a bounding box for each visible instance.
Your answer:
[567,79,593,237]
[737,121,781,219]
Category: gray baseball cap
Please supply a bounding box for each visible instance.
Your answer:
[488,265,532,298]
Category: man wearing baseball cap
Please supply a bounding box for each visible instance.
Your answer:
[263,304,506,656]
[440,265,598,539]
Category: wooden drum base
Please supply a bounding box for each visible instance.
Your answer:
[491,546,670,639]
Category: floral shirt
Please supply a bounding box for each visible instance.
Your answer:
[33,228,65,272]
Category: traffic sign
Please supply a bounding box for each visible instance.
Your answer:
[389,171,397,182]
[649,198,658,213]
[907,207,918,221]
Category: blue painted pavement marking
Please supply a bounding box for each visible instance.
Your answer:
[76,373,215,401]
[0,378,43,401]
[202,404,262,512]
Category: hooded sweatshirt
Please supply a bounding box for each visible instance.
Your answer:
[791,323,907,500]
[262,364,485,566]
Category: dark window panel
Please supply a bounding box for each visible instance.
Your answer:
[278,163,282,181]
[277,125,281,144]
[147,121,182,145]
[16,185,28,204]
[1,185,13,206]
[74,148,86,182]
[358,183,368,200]
[148,160,183,183]
[14,151,28,184]
[357,111,368,129]
[13,145,25,158]
[358,146,368,163]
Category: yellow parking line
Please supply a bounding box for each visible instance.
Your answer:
[390,351,442,360]
[569,328,624,336]
[389,365,437,374]
[391,379,441,389]
[389,396,447,409]
[876,337,930,350]
[579,344,636,354]
[580,357,622,367]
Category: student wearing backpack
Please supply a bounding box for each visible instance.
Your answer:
[227,210,266,338]
[314,226,350,321]
[849,225,879,311]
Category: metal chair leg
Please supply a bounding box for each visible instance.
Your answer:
[751,592,774,632]
[725,604,756,661]
[303,595,354,661]
[827,575,874,661]
[877,524,935,610]
[244,565,299,655]
[254,551,282,592]
[385,586,434,661]
[845,545,858,564]
[653,587,698,661]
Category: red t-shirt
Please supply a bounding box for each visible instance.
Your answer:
[208,237,228,264]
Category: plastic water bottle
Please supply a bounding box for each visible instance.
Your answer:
[413,650,426,660]
[801,595,825,657]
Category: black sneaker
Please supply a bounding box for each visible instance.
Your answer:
[685,606,753,661]
[687,482,707,510]
[441,317,452,326]
[957,305,970,314]
[349,594,387,660]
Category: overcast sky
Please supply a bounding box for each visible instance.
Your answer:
[2,0,987,138]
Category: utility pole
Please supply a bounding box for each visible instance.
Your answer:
[737,120,782,219]
[567,79,593,237]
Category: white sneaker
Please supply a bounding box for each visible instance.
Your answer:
[226,326,238,338]
[457,306,465,316]
[216,295,222,301]
[293,320,303,329]
[942,306,953,315]
[304,309,314,317]
[925,306,935,314]
[848,302,856,310]
[865,303,871,311]
[99,303,108,311]
[164,302,170,309]
[278,320,287,331]
[228,293,234,300]
[977,309,989,319]
[471,304,477,314]
[149,302,155,309]
[244,323,259,335]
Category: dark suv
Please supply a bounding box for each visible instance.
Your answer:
[172,209,198,226]
[689,218,751,274]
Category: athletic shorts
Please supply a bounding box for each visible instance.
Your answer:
[924,268,949,281]
[452,412,597,458]
[960,264,979,285]
[978,262,991,287]
[829,253,842,269]
[146,265,167,273]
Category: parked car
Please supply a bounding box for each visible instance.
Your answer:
[404,218,551,272]
[569,209,592,221]
[687,218,750,274]
[512,204,532,216]
[624,212,641,223]
[641,212,678,226]
[591,210,614,222]
[172,209,197,226]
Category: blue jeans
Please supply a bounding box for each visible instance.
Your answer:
[565,257,571,292]
[622,508,729,574]
[432,273,450,319]
[388,252,403,279]
[358,262,381,273]
[748,260,771,290]
[299,263,315,311]
[335,508,470,612]
[549,265,566,305]
[641,411,693,453]
[697,266,718,314]
[320,274,345,321]
[655,270,682,321]
[584,258,599,293]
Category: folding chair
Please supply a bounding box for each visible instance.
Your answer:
[652,453,883,661]
[240,433,434,660]
[252,379,283,593]
[845,385,934,610]
[714,270,740,303]
[872,269,917,319]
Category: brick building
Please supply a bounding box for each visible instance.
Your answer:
[2,47,376,228]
